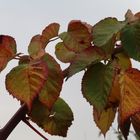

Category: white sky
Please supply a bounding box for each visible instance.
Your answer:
[0,0,140,140]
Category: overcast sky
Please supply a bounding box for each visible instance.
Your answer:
[0,1,140,140]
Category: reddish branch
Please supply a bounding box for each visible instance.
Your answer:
[0,104,27,140]
[22,118,48,140]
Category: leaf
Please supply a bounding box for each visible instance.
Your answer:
[82,62,115,111]
[131,113,140,137]
[29,98,74,137]
[0,35,17,54]
[92,18,126,46]
[39,53,63,109]
[119,118,131,140]
[6,60,48,109]
[125,9,139,23]
[28,35,45,59]
[107,73,121,108]
[115,52,132,70]
[42,23,60,42]
[0,35,17,71]
[55,42,76,63]
[100,35,116,54]
[18,55,30,65]
[68,46,105,78]
[93,107,116,136]
[59,20,92,53]
[121,23,140,62]
[119,68,140,125]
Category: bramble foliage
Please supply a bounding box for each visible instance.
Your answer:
[1,10,140,139]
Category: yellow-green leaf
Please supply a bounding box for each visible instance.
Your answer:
[28,35,45,59]
[115,52,132,71]
[55,42,76,63]
[6,60,48,110]
[93,107,116,136]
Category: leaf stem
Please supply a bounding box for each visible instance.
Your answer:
[22,118,49,140]
[112,47,124,56]
[49,37,59,42]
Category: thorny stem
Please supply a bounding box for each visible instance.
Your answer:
[0,69,68,140]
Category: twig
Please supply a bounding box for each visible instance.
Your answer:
[22,118,48,140]
[49,37,59,42]
[0,104,27,140]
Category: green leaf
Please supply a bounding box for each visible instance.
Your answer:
[59,20,92,53]
[82,62,115,111]
[68,47,105,78]
[121,23,140,61]
[42,23,60,42]
[0,35,17,71]
[39,53,63,109]
[92,18,126,46]
[55,42,76,63]
[93,107,116,136]
[6,60,48,110]
[29,98,74,137]
[100,36,116,54]
[28,35,45,59]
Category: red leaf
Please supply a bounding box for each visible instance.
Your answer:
[0,35,17,71]
[59,20,92,53]
[42,23,60,44]
[39,53,63,109]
